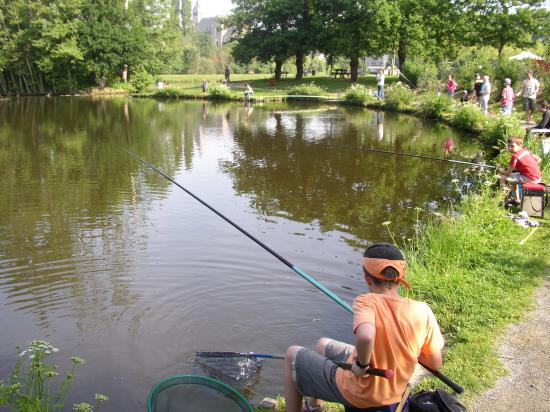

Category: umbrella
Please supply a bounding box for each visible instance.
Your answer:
[509,51,543,61]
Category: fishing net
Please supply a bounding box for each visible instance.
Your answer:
[192,352,264,390]
[147,374,254,412]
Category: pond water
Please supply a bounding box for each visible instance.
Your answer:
[0,97,481,410]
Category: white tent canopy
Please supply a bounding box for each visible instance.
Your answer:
[509,51,543,61]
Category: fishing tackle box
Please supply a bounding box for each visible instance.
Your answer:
[520,183,547,218]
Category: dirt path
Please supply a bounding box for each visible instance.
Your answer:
[471,276,550,412]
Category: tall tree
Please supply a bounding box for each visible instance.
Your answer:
[316,0,400,82]
[227,0,295,80]
[462,0,549,56]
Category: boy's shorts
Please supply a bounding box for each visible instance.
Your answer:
[523,97,536,112]
[510,172,541,184]
[292,340,353,406]
[292,341,405,411]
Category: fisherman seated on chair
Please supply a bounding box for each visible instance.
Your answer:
[499,136,542,205]
[284,243,444,412]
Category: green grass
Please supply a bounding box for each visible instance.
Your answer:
[260,189,549,411]
[148,73,400,99]
[403,188,548,407]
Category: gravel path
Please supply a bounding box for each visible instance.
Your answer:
[471,276,550,412]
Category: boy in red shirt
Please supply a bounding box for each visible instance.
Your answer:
[500,136,542,204]
[284,243,444,412]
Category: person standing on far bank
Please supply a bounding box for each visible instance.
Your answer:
[447,74,458,98]
[501,78,514,115]
[376,69,385,99]
[517,70,540,124]
[480,75,491,114]
[224,65,231,83]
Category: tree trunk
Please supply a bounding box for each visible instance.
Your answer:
[25,55,36,93]
[397,39,406,69]
[38,72,44,94]
[275,59,283,81]
[350,55,359,83]
[295,52,304,80]
[0,73,7,94]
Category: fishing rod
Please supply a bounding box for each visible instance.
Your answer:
[322,143,496,169]
[125,150,464,394]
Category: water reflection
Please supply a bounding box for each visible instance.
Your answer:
[0,97,482,411]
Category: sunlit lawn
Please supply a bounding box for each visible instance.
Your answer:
[151,72,400,98]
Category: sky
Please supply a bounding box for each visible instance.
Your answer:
[195,0,550,18]
[197,0,234,18]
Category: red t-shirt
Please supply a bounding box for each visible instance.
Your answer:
[509,148,541,181]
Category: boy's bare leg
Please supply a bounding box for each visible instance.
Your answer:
[284,346,303,412]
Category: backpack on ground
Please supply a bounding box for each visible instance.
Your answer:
[409,388,466,412]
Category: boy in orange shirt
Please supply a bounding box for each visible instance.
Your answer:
[284,243,444,412]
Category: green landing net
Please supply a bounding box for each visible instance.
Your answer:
[147,374,254,412]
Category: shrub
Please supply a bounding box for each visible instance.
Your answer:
[419,92,454,119]
[207,82,232,99]
[154,87,193,98]
[383,83,416,111]
[480,115,526,147]
[0,341,108,411]
[452,103,486,131]
[402,59,437,89]
[129,68,153,92]
[287,82,326,96]
[344,83,375,104]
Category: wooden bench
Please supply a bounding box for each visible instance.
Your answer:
[332,68,351,79]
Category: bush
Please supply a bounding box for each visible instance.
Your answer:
[129,68,153,92]
[207,82,232,99]
[383,83,416,111]
[344,83,375,104]
[287,82,326,96]
[480,115,526,147]
[452,103,486,131]
[419,92,454,119]
[494,57,528,90]
[402,59,437,89]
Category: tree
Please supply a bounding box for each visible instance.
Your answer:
[315,0,400,82]
[462,0,549,56]
[393,0,462,69]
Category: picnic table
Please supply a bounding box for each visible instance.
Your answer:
[332,68,350,79]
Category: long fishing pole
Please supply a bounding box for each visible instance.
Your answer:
[126,150,464,393]
[322,143,496,169]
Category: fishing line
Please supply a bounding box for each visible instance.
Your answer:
[125,150,464,393]
[320,143,496,169]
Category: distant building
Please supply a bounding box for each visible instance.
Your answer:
[193,1,235,47]
[364,55,392,73]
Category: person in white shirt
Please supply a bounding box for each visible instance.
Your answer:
[516,70,540,124]
[376,69,385,99]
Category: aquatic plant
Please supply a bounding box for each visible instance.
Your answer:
[0,340,108,412]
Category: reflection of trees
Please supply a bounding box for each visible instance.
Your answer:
[0,97,208,327]
[223,107,481,243]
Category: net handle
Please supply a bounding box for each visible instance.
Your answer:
[195,351,393,379]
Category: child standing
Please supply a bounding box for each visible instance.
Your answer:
[501,78,514,115]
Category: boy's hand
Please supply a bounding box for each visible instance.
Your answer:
[351,359,370,377]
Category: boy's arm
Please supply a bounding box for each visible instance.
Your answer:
[418,349,443,371]
[352,322,375,376]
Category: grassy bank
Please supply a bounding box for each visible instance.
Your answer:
[260,188,549,411]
